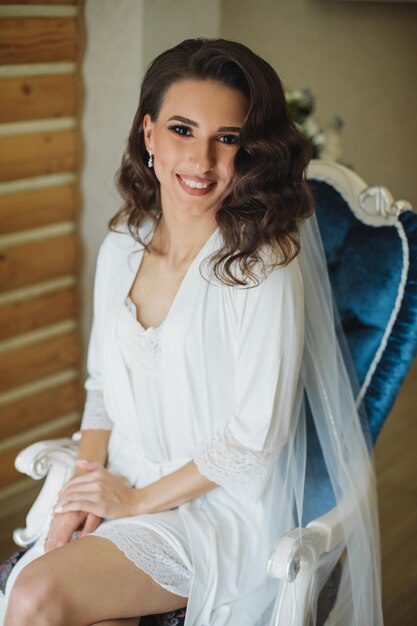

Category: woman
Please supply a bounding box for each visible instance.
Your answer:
[4,39,382,626]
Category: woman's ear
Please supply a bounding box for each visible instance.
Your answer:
[143,114,153,153]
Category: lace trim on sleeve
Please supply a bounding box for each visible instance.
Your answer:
[193,426,280,501]
[81,389,113,430]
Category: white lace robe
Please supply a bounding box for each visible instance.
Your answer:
[88,219,304,621]
[7,219,304,625]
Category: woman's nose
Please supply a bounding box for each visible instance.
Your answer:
[188,140,216,173]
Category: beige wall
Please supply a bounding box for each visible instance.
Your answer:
[80,0,145,340]
[144,0,221,67]
[81,0,221,346]
[221,0,417,209]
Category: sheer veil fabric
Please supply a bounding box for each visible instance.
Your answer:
[256,213,383,625]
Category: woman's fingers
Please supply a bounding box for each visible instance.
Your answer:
[55,490,101,509]
[44,469,105,550]
[56,476,108,510]
[80,513,102,536]
[54,499,103,517]
[56,479,107,508]
[58,482,102,499]
[60,470,102,490]
[44,511,86,552]
[45,511,101,550]
[54,466,135,518]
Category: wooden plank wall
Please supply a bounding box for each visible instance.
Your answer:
[0,0,84,518]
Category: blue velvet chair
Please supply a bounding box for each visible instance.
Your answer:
[1,160,416,626]
[266,160,417,625]
[302,161,417,527]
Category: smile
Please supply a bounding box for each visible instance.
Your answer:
[182,178,210,189]
[176,174,217,196]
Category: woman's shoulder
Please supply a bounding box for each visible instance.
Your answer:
[220,255,303,328]
[98,218,154,258]
[235,252,303,294]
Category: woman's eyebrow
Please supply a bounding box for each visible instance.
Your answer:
[167,115,241,132]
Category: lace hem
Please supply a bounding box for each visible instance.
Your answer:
[93,524,191,597]
[193,426,279,501]
[80,389,113,430]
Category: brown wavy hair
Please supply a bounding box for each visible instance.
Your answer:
[109,38,314,286]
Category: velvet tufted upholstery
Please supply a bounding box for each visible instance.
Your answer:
[312,179,417,436]
[302,175,417,524]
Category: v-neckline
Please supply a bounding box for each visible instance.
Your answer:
[127,221,220,332]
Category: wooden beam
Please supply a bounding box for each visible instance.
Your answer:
[0,17,79,65]
[0,286,79,339]
[1,1,77,5]
[0,129,81,182]
[0,233,81,291]
[0,330,82,391]
[0,182,79,234]
[0,73,81,122]
[0,378,83,439]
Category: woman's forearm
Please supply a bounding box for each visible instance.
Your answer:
[54,455,218,519]
[75,428,111,477]
[133,460,218,515]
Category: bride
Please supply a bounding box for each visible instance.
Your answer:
[4,38,382,626]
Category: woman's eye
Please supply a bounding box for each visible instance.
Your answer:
[219,134,240,145]
[168,124,192,136]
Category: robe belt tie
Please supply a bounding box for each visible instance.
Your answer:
[112,427,191,486]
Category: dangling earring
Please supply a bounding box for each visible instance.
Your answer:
[147,151,154,168]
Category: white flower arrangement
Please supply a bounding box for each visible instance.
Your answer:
[285,88,345,163]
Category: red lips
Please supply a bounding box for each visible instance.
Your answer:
[176,174,217,197]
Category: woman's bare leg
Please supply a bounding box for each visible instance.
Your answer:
[91,617,140,626]
[5,535,187,626]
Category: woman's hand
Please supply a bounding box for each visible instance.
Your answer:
[44,510,102,553]
[53,460,139,519]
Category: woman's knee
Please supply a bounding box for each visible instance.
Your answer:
[5,560,69,626]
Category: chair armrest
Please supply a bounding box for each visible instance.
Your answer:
[266,503,345,626]
[267,526,327,582]
[268,468,374,582]
[12,433,81,548]
[306,506,345,554]
[266,526,326,626]
[266,489,369,626]
[267,502,345,585]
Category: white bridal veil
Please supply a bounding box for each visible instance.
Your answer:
[256,212,383,626]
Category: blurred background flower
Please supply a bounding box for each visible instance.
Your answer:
[286,88,345,164]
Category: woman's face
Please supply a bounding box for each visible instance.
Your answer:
[143,79,248,220]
